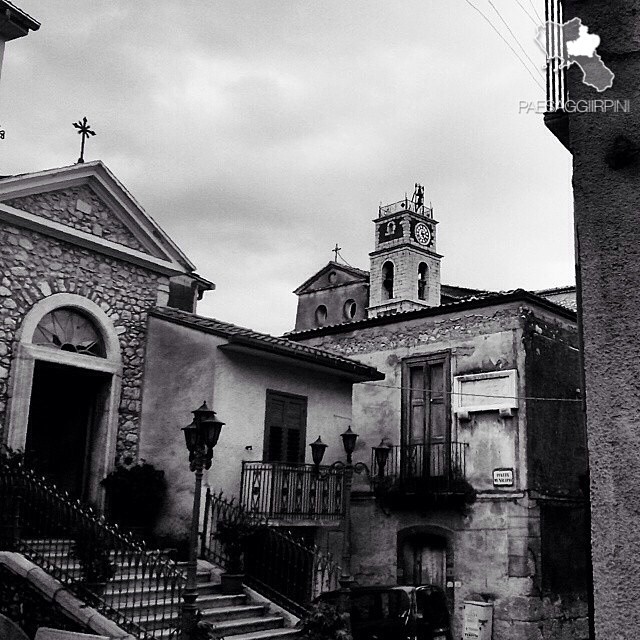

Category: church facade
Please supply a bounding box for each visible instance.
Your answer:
[288,190,589,640]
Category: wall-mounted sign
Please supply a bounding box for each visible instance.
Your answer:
[493,468,514,487]
[453,369,518,420]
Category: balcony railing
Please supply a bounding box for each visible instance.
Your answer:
[545,0,567,113]
[371,442,468,494]
[240,461,346,521]
[379,199,433,218]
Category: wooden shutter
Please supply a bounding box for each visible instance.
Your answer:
[264,391,307,463]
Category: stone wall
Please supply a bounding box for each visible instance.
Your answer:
[5,186,150,254]
[0,221,167,462]
[561,2,640,637]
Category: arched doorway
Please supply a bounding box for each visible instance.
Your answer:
[397,527,451,589]
[6,294,122,505]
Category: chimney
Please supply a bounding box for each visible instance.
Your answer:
[0,1,40,84]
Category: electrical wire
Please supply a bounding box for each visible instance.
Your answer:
[528,0,544,24]
[487,0,545,80]
[336,250,354,268]
[463,0,545,91]
[514,0,541,27]
[360,380,582,403]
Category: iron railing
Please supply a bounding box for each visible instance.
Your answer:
[0,452,185,639]
[201,489,341,617]
[545,0,567,111]
[240,461,346,521]
[0,562,95,638]
[371,442,468,493]
[379,198,433,218]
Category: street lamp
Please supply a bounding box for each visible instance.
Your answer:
[309,428,390,590]
[180,402,225,640]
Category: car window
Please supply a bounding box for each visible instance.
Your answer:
[415,588,449,626]
[350,591,411,623]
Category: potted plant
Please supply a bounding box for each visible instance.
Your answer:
[297,601,353,640]
[73,530,116,597]
[214,514,261,594]
[101,461,166,538]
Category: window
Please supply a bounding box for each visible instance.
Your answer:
[344,299,357,320]
[263,391,307,463]
[32,308,105,357]
[315,305,328,326]
[418,263,428,301]
[382,261,394,300]
[402,353,451,458]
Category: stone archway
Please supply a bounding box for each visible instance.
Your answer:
[6,294,122,505]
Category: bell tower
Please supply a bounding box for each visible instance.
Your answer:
[368,184,441,317]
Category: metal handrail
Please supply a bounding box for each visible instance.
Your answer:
[201,489,342,617]
[0,449,185,639]
[240,460,346,520]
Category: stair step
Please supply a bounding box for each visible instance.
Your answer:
[204,616,285,636]
[119,594,250,617]
[229,630,300,640]
[106,585,237,606]
[200,604,268,622]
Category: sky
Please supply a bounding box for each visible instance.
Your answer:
[0,0,573,336]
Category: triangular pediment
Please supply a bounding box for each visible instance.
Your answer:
[294,261,369,295]
[0,161,195,272]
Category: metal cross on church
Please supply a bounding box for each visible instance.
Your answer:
[73,117,96,164]
[333,244,342,261]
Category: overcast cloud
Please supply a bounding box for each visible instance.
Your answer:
[1,1,573,335]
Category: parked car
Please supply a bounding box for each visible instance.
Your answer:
[317,584,452,640]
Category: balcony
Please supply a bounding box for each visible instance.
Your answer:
[240,461,346,522]
[544,0,570,150]
[371,442,470,500]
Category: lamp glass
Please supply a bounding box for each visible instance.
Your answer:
[310,436,328,467]
[182,420,198,453]
[373,441,391,473]
[340,426,358,456]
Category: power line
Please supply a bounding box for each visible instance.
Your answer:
[362,380,582,403]
[336,250,354,268]
[513,0,541,27]
[487,0,545,80]
[463,0,545,91]
[528,0,544,24]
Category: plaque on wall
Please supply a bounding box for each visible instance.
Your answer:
[493,468,514,487]
[453,369,518,421]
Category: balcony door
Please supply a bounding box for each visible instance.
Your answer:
[263,390,307,464]
[402,353,450,480]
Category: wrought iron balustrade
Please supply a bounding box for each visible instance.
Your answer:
[371,442,468,494]
[201,489,341,617]
[0,449,185,639]
[545,0,567,112]
[240,460,346,520]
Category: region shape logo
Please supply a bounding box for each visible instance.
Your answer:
[536,18,614,92]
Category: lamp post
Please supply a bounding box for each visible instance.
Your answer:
[309,428,390,590]
[180,402,225,640]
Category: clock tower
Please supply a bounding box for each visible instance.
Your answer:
[368,185,441,317]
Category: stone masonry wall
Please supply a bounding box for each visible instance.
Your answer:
[0,221,167,463]
[5,186,150,254]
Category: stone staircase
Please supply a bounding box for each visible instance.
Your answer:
[24,539,300,639]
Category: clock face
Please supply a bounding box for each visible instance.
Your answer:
[414,222,432,246]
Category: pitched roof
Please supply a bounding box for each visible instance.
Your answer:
[285,288,576,339]
[0,1,40,39]
[150,306,385,382]
[0,161,198,273]
[293,261,370,295]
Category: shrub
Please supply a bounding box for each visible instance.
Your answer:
[297,601,353,640]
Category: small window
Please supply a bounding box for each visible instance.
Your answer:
[33,308,105,357]
[418,263,428,301]
[382,261,394,300]
[344,299,357,320]
[315,305,328,326]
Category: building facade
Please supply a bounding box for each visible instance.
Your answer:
[288,192,589,640]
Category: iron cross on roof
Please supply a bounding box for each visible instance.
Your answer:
[73,116,96,164]
[332,244,341,261]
